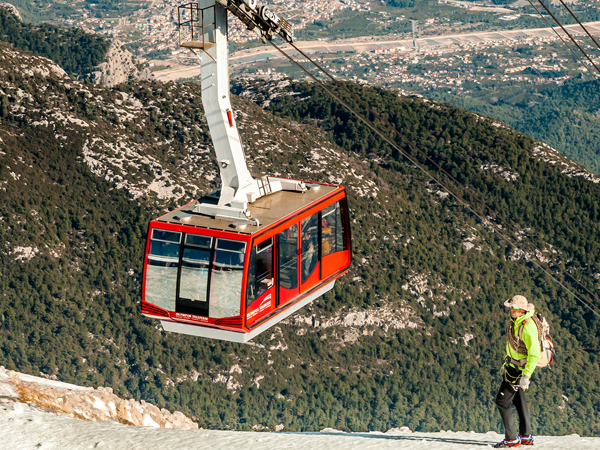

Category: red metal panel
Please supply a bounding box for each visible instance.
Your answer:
[245,286,275,327]
[300,261,321,294]
[148,220,252,241]
[140,223,153,312]
[321,250,351,280]
[247,265,350,331]
[141,301,170,318]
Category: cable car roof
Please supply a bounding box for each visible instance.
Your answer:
[155,181,342,235]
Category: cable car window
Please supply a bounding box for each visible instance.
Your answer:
[145,230,181,312]
[336,201,348,252]
[246,238,274,308]
[210,239,246,318]
[322,202,347,256]
[152,229,181,243]
[278,224,298,290]
[179,247,211,302]
[216,239,246,252]
[185,234,212,248]
[301,213,319,284]
[322,204,336,257]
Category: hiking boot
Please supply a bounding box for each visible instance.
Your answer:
[520,435,534,445]
[494,437,521,448]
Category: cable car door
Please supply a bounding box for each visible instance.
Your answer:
[300,213,320,293]
[277,223,299,307]
[245,238,275,327]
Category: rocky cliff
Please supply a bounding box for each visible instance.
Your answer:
[2,38,600,435]
[0,2,20,21]
[89,41,152,87]
[0,367,198,429]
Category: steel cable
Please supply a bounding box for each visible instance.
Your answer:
[525,0,598,80]
[267,39,600,317]
[283,40,600,309]
[555,0,600,53]
[534,0,600,76]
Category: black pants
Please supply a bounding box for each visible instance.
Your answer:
[495,366,532,441]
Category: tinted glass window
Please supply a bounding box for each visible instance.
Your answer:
[246,238,274,308]
[322,202,347,256]
[179,247,211,302]
[301,213,319,284]
[217,239,246,252]
[152,229,181,243]
[278,224,298,290]
[145,230,181,311]
[336,201,347,252]
[149,240,180,260]
[210,239,245,318]
[185,234,212,248]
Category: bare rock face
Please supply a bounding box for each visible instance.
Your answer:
[0,367,198,429]
[0,3,21,21]
[90,41,152,87]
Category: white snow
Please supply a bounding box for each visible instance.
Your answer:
[0,404,597,450]
[143,414,161,428]
[0,368,594,450]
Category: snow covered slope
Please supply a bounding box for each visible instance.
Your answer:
[1,402,598,450]
[1,367,596,449]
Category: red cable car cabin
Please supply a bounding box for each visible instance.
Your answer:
[141,180,351,343]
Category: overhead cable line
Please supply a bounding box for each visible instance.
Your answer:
[284,40,600,315]
[534,0,600,76]
[267,39,600,317]
[525,0,598,80]
[555,0,600,53]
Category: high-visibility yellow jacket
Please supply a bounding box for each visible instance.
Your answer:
[506,309,541,377]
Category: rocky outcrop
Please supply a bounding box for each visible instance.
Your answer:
[0,2,21,21]
[0,367,198,429]
[90,41,152,87]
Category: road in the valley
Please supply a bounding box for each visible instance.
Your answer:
[153,21,600,81]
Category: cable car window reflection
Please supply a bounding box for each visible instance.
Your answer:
[185,234,212,248]
[210,239,245,318]
[301,213,319,284]
[152,229,181,244]
[146,230,181,312]
[246,238,274,308]
[179,247,211,302]
[321,204,335,256]
[336,201,348,252]
[322,202,347,256]
[278,224,298,290]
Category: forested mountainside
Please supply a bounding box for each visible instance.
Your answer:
[428,78,600,177]
[0,8,109,78]
[1,41,600,436]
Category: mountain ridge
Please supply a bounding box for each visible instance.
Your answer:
[1,41,600,435]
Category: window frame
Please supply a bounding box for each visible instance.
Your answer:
[208,238,247,318]
[246,237,275,309]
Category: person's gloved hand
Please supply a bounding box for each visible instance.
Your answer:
[519,375,531,390]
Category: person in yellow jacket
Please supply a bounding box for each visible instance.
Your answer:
[494,295,541,448]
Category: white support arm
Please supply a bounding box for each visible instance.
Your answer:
[199,1,259,209]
